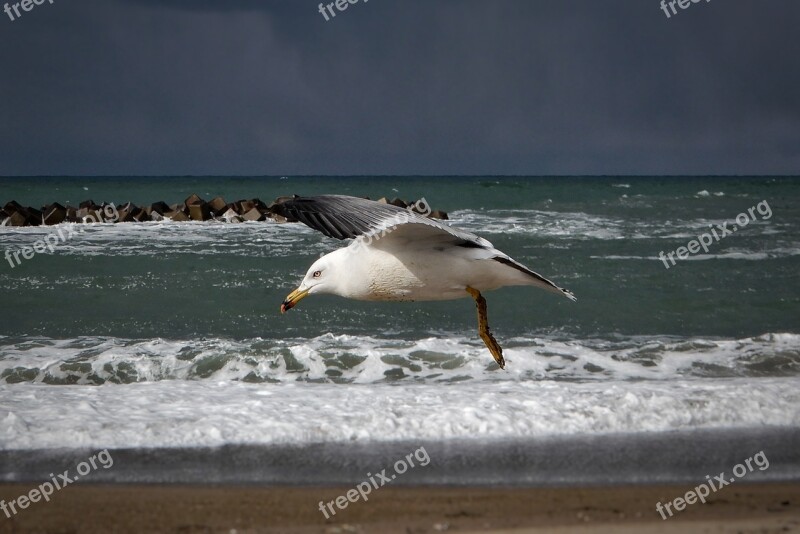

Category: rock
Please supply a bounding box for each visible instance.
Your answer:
[116,203,139,222]
[237,200,256,214]
[208,196,227,215]
[165,210,190,222]
[3,201,24,214]
[131,208,148,222]
[43,203,67,225]
[220,208,243,223]
[77,206,105,223]
[267,196,300,222]
[1,202,39,226]
[267,213,289,223]
[0,194,446,226]
[122,202,150,222]
[4,211,28,226]
[184,193,204,206]
[188,202,212,221]
[242,207,265,221]
[65,206,79,223]
[25,207,42,226]
[150,201,171,215]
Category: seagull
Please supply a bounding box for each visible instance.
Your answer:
[275,195,576,369]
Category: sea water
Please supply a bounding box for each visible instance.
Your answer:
[1,176,798,484]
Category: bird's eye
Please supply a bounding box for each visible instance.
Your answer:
[312,270,322,278]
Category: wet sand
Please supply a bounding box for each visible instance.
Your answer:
[0,482,798,533]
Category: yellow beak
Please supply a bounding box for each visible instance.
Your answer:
[280,287,310,313]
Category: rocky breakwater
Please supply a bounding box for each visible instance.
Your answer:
[0,195,448,227]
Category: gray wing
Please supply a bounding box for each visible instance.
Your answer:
[273,195,576,301]
[271,195,492,247]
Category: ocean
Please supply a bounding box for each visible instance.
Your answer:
[1,176,799,485]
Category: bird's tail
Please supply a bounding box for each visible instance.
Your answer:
[493,256,577,301]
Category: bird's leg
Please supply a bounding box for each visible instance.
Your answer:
[466,286,505,369]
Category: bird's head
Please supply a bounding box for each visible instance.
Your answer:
[280,251,344,313]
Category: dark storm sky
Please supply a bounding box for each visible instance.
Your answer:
[0,0,798,176]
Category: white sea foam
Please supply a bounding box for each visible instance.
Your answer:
[0,209,787,253]
[1,377,798,450]
[448,210,782,242]
[590,246,800,262]
[1,333,798,386]
[0,220,321,258]
[450,210,629,240]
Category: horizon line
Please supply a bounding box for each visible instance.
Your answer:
[1,174,798,179]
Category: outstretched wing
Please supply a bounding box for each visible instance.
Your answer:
[273,195,576,301]
[271,195,492,247]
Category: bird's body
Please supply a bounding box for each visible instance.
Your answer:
[276,195,575,368]
[330,233,548,302]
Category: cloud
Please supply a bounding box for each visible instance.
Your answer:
[0,0,798,175]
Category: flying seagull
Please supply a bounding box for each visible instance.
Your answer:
[275,195,576,369]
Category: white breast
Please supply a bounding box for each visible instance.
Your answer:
[364,248,423,301]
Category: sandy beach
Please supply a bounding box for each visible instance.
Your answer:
[0,482,798,533]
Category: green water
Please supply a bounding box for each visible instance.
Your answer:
[0,176,798,342]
